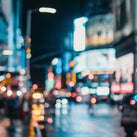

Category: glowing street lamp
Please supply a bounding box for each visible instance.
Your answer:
[25,7,56,97]
[39,7,56,14]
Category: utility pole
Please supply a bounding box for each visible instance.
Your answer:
[134,0,137,93]
[25,9,32,98]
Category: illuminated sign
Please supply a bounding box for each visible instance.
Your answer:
[48,72,54,80]
[111,82,134,94]
[111,84,120,93]
[32,92,43,99]
[55,75,61,89]
[96,87,110,96]
[111,53,134,93]
[86,14,114,47]
[46,79,54,92]
[73,17,88,51]
[69,60,75,68]
[74,48,116,73]
[71,70,76,84]
[66,72,71,85]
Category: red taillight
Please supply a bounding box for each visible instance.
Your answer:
[76,96,82,102]
[47,117,53,124]
[71,92,76,97]
[130,100,136,105]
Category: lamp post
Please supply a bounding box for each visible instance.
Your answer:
[25,7,56,98]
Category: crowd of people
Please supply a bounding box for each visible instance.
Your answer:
[0,85,31,127]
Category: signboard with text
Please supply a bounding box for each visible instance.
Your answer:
[111,53,134,93]
[86,14,114,48]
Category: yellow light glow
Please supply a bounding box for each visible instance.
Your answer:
[26,48,31,54]
[32,92,43,99]
[6,73,11,78]
[32,104,38,109]
[27,38,31,43]
[3,50,13,55]
[32,110,41,115]
[67,92,71,97]
[91,98,96,104]
[39,115,45,121]
[39,104,44,109]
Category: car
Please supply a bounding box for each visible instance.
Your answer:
[119,94,137,136]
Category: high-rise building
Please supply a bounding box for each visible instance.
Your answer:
[0,0,25,90]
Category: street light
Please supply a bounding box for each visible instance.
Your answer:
[39,7,56,13]
[25,7,56,98]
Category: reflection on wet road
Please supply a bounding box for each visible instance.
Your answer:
[46,103,126,137]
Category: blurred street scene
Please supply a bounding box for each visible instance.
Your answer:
[0,101,127,137]
[0,0,137,137]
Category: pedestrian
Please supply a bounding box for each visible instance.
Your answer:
[7,85,19,128]
[20,95,30,121]
[87,94,96,115]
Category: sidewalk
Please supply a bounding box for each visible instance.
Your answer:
[0,117,10,137]
[0,115,30,137]
[0,114,42,137]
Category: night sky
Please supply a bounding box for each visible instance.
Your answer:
[22,0,89,88]
[22,0,112,65]
[22,0,89,64]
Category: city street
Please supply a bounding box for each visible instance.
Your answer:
[1,0,137,137]
[46,103,126,137]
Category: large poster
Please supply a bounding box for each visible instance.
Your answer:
[86,14,114,48]
[111,53,134,93]
[74,48,116,73]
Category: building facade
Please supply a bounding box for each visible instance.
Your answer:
[0,0,25,93]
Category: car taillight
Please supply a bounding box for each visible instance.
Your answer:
[129,99,136,105]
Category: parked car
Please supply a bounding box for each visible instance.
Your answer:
[119,94,137,136]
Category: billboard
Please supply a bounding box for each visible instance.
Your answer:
[86,14,114,48]
[74,48,116,73]
[111,53,134,93]
[73,17,88,51]
[114,0,134,40]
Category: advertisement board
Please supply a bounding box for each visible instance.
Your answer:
[86,14,114,48]
[74,48,116,73]
[73,17,88,51]
[111,53,134,93]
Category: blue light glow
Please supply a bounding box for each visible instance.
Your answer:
[134,95,137,101]
[56,58,62,74]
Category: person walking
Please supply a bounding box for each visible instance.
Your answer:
[7,85,19,128]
